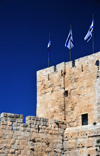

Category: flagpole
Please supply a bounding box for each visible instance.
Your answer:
[93,14,94,54]
[48,33,50,67]
[70,25,71,61]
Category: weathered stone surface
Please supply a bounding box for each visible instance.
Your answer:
[0,113,65,155]
[1,51,100,155]
[37,51,100,126]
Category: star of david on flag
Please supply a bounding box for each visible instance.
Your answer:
[84,20,94,42]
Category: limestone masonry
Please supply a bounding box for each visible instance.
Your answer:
[1,52,100,156]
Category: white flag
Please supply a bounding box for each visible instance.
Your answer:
[65,29,74,49]
[84,20,94,42]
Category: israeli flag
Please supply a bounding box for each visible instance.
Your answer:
[47,40,51,48]
[65,29,74,49]
[84,20,94,42]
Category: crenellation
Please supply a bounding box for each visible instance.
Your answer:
[37,65,56,78]
[1,113,23,124]
[26,116,48,127]
[56,62,65,71]
[0,112,67,155]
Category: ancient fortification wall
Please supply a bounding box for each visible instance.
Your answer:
[0,113,66,156]
[0,113,100,156]
[37,51,100,127]
[64,123,100,156]
[1,51,100,155]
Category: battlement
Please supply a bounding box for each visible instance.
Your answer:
[0,113,48,129]
[0,112,66,155]
[0,112,66,131]
[37,51,100,77]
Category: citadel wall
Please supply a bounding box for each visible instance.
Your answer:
[64,123,100,156]
[37,51,100,127]
[0,113,100,156]
[0,112,65,156]
[1,51,100,155]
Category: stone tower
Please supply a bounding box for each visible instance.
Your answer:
[0,51,100,155]
[37,51,100,127]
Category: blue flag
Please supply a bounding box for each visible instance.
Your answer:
[84,20,94,42]
[65,29,74,49]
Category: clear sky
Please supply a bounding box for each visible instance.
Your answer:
[0,0,100,121]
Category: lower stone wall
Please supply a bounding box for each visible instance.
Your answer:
[0,112,100,156]
[0,113,66,156]
[64,124,100,156]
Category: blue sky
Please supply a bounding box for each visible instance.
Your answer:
[0,0,100,121]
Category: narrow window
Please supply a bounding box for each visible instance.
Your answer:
[72,61,75,67]
[38,125,40,133]
[95,60,99,66]
[48,74,49,80]
[64,90,68,97]
[54,66,56,72]
[81,65,83,72]
[11,124,13,130]
[61,70,63,76]
[81,114,88,125]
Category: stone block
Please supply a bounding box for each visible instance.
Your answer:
[87,148,96,156]
[86,138,93,148]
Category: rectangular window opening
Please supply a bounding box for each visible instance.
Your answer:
[48,74,49,80]
[81,65,83,72]
[72,61,75,67]
[64,90,68,97]
[54,66,56,72]
[81,114,88,125]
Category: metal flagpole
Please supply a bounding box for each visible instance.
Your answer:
[48,33,50,67]
[70,25,71,61]
[93,14,94,54]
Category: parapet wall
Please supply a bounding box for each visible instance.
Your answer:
[37,51,100,75]
[0,113,66,156]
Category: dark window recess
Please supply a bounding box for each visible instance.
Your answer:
[81,114,88,125]
[61,70,63,76]
[64,90,68,97]
[54,66,56,72]
[81,65,83,72]
[48,74,49,80]
[38,125,40,133]
[11,125,13,130]
[64,71,66,75]
[72,61,75,67]
[95,60,99,66]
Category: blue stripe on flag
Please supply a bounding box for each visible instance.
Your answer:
[66,34,71,46]
[86,35,92,42]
